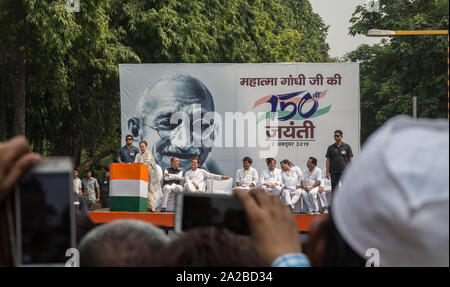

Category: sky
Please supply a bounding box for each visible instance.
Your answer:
[309,0,382,59]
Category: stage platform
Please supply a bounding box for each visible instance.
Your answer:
[89,211,326,232]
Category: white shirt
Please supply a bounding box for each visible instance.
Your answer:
[291,165,303,178]
[302,167,322,188]
[163,168,183,184]
[259,168,282,186]
[156,165,163,181]
[281,169,302,189]
[184,168,222,192]
[235,167,259,187]
[73,177,82,194]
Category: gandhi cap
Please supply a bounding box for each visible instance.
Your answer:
[333,116,449,266]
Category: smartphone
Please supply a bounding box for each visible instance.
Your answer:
[15,157,75,266]
[174,192,249,235]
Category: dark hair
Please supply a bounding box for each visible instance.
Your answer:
[334,130,343,136]
[126,134,133,139]
[101,166,109,172]
[171,157,178,163]
[243,157,252,164]
[280,159,290,166]
[266,158,275,164]
[79,220,169,267]
[74,169,78,172]
[308,157,317,166]
[76,211,103,244]
[192,156,200,164]
[321,211,365,267]
[139,140,148,147]
[154,227,267,267]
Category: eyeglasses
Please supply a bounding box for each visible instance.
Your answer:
[142,117,215,140]
[126,138,133,141]
[334,135,341,138]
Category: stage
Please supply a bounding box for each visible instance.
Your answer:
[89,211,326,232]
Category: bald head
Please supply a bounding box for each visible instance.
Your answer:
[137,72,215,118]
[79,220,170,267]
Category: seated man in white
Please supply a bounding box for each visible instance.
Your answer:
[161,157,183,212]
[233,156,259,192]
[184,157,230,193]
[280,159,311,212]
[301,157,328,214]
[289,160,303,180]
[259,157,282,196]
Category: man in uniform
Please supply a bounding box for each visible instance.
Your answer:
[100,166,110,209]
[81,170,100,211]
[73,169,82,194]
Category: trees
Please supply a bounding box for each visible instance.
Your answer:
[108,0,329,63]
[1,0,329,171]
[346,0,449,143]
[1,0,139,169]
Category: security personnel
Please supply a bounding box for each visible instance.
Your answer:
[325,130,353,194]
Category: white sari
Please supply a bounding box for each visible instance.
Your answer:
[135,151,162,211]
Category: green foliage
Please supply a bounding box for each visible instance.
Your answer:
[109,0,329,63]
[346,0,448,143]
[1,0,329,170]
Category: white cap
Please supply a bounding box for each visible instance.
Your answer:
[333,116,449,266]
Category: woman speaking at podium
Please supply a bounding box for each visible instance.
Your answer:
[135,140,162,212]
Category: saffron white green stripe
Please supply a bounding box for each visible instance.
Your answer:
[110,179,148,212]
[110,197,147,212]
[110,179,148,198]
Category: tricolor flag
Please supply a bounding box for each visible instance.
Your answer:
[110,163,148,212]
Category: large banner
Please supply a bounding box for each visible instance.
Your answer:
[120,63,360,177]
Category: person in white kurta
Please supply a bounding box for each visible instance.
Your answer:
[184,157,230,192]
[280,159,305,211]
[301,157,328,214]
[161,157,184,211]
[233,157,258,192]
[259,158,282,196]
[135,141,163,212]
[289,161,303,180]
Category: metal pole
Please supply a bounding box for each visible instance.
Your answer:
[413,96,417,118]
[367,29,449,119]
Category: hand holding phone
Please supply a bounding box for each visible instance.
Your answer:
[15,157,76,266]
[174,192,249,235]
[234,188,301,264]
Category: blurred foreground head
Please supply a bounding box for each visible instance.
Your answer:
[155,227,267,267]
[309,116,449,266]
[79,220,169,267]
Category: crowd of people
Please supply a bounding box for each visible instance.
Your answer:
[104,129,353,214]
[0,115,448,267]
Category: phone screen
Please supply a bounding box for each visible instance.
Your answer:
[18,172,73,265]
[178,193,249,235]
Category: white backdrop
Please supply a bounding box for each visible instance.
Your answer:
[120,63,360,178]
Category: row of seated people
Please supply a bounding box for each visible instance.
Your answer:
[233,157,329,214]
[154,156,331,214]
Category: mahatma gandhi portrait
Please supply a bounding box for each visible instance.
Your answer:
[127,72,221,174]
